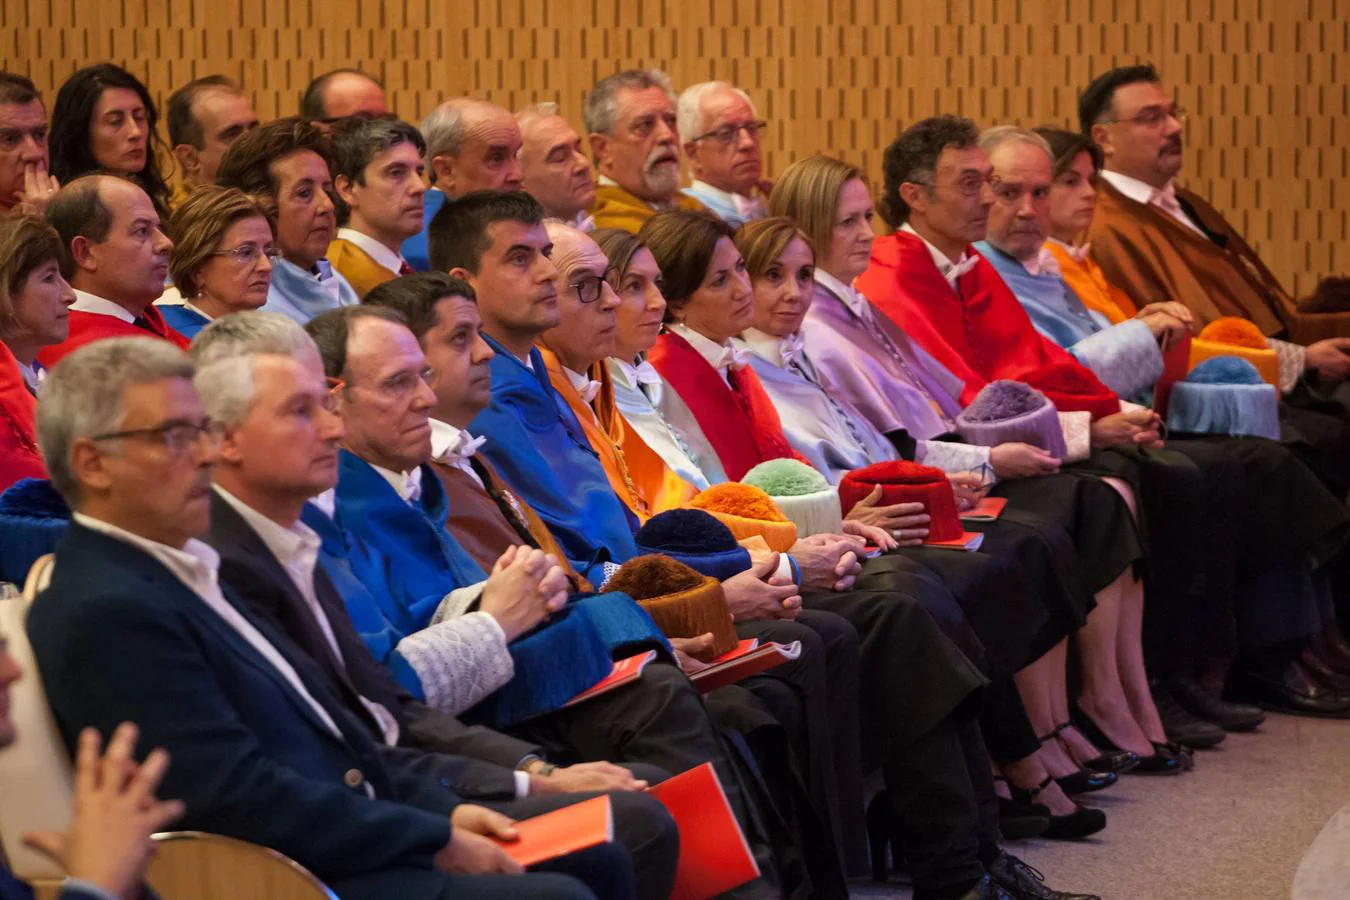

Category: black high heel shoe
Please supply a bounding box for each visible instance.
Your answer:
[1043,721,1141,774]
[1071,704,1182,775]
[866,792,903,883]
[1007,776,1107,840]
[993,777,1051,840]
[1035,722,1130,794]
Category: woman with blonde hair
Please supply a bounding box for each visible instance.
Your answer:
[160,185,276,338]
[0,213,75,489]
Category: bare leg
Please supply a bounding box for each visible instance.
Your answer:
[1013,641,1080,777]
[1116,574,1167,742]
[1076,572,1154,755]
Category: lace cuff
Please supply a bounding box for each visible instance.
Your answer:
[1058,411,1092,462]
[916,439,993,474]
[430,582,486,625]
[396,611,514,716]
[1268,337,1306,393]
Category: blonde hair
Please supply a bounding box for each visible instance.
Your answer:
[768,154,866,263]
[734,216,814,280]
[167,185,272,297]
[0,213,64,333]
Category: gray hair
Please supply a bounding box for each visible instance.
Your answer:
[36,337,194,505]
[584,69,675,136]
[420,98,472,166]
[978,125,1053,163]
[189,311,319,428]
[515,101,561,145]
[677,81,756,141]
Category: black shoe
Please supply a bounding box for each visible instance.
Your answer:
[1070,704,1184,774]
[996,795,1051,841]
[1007,776,1107,840]
[1301,646,1350,693]
[1053,768,1117,795]
[947,874,1015,900]
[988,851,1101,900]
[1164,676,1265,732]
[1227,658,1350,719]
[1037,721,1138,774]
[866,792,901,883]
[1150,679,1228,747]
[1315,624,1350,674]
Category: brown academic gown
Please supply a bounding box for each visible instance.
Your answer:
[1088,177,1350,344]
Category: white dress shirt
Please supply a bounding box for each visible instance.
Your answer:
[1099,170,1206,238]
[336,226,410,275]
[738,328,805,369]
[899,223,978,286]
[69,512,365,792]
[71,289,137,323]
[214,486,401,746]
[688,179,767,222]
[430,418,487,490]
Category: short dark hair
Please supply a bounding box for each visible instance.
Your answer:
[878,115,980,227]
[637,209,735,322]
[328,116,426,226]
[216,117,335,202]
[1033,127,1104,178]
[0,72,40,106]
[304,305,408,380]
[1078,64,1161,133]
[45,176,115,279]
[363,272,477,343]
[49,64,171,218]
[428,190,544,274]
[300,68,383,120]
[166,75,241,148]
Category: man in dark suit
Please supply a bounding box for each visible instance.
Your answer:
[188,311,678,899]
[25,335,632,900]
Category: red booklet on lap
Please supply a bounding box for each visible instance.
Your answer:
[650,763,761,899]
[959,496,1007,521]
[493,795,613,867]
[564,650,657,707]
[689,639,801,693]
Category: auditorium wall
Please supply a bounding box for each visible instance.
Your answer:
[5,0,1346,296]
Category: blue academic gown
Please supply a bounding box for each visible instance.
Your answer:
[158,303,212,339]
[401,188,446,273]
[470,338,640,584]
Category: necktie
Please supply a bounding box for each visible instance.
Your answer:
[398,260,415,276]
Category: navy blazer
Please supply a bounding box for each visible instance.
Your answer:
[26,522,461,883]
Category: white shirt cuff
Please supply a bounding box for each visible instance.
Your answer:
[513,769,532,798]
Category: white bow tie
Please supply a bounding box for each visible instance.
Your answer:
[630,360,662,386]
[1023,247,1062,278]
[944,254,979,283]
[576,379,602,404]
[780,333,806,368]
[716,344,752,371]
[402,467,424,504]
[445,431,486,462]
[1064,242,1092,264]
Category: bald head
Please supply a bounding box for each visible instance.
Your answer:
[541,220,619,371]
[46,174,172,311]
[421,97,523,198]
[303,70,388,121]
[519,103,596,221]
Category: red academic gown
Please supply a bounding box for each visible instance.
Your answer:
[857,231,1120,419]
[36,305,191,369]
[647,329,808,481]
[0,342,45,491]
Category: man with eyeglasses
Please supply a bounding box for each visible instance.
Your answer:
[1082,64,1350,382]
[37,175,188,369]
[585,70,708,234]
[326,116,427,299]
[679,82,771,228]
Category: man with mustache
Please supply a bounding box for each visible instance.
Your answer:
[402,98,525,272]
[586,70,707,234]
[518,102,597,231]
[37,175,188,368]
[679,82,771,228]
[1082,65,1350,389]
[325,116,427,299]
[217,117,360,324]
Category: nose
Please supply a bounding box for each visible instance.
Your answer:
[58,275,76,306]
[571,148,591,173]
[315,189,335,215]
[472,334,496,364]
[599,281,620,312]
[781,277,802,302]
[318,403,345,440]
[735,126,757,150]
[504,158,524,188]
[645,284,666,314]
[154,227,174,255]
[257,251,274,274]
[536,253,559,284]
[0,648,21,689]
[731,269,751,299]
[19,135,44,159]
[126,118,145,141]
[979,180,996,207]
[654,117,677,144]
[412,376,437,410]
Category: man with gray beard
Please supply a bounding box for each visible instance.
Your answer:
[585,69,708,233]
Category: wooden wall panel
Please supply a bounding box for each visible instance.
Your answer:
[4,0,1346,295]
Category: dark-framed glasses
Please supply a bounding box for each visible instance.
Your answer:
[90,418,225,455]
[691,120,769,145]
[569,274,606,305]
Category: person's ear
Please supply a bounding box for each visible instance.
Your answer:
[173,144,200,182]
[215,421,247,466]
[430,154,455,193]
[899,182,930,216]
[1089,123,1113,160]
[69,438,113,497]
[448,266,475,286]
[587,133,610,168]
[334,173,358,208]
[68,235,99,275]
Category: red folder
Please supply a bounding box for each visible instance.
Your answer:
[926,531,985,551]
[564,650,656,707]
[492,794,614,867]
[959,496,1007,521]
[689,638,801,693]
[650,763,761,899]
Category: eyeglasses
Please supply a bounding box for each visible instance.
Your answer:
[210,243,280,267]
[90,417,224,455]
[1109,106,1188,129]
[691,120,769,145]
[331,368,435,400]
[908,172,994,199]
[569,274,606,305]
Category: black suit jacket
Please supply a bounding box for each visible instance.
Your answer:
[206,493,538,799]
[26,522,460,883]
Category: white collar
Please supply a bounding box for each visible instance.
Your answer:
[213,485,320,573]
[336,227,408,276]
[738,328,803,369]
[1048,237,1092,264]
[900,223,976,286]
[429,418,485,462]
[181,299,216,322]
[1098,169,1166,206]
[690,179,764,219]
[610,356,662,389]
[813,269,871,319]
[18,358,43,393]
[371,463,423,505]
[666,323,749,371]
[570,210,596,233]
[72,512,220,588]
[562,365,602,404]
[71,289,138,324]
